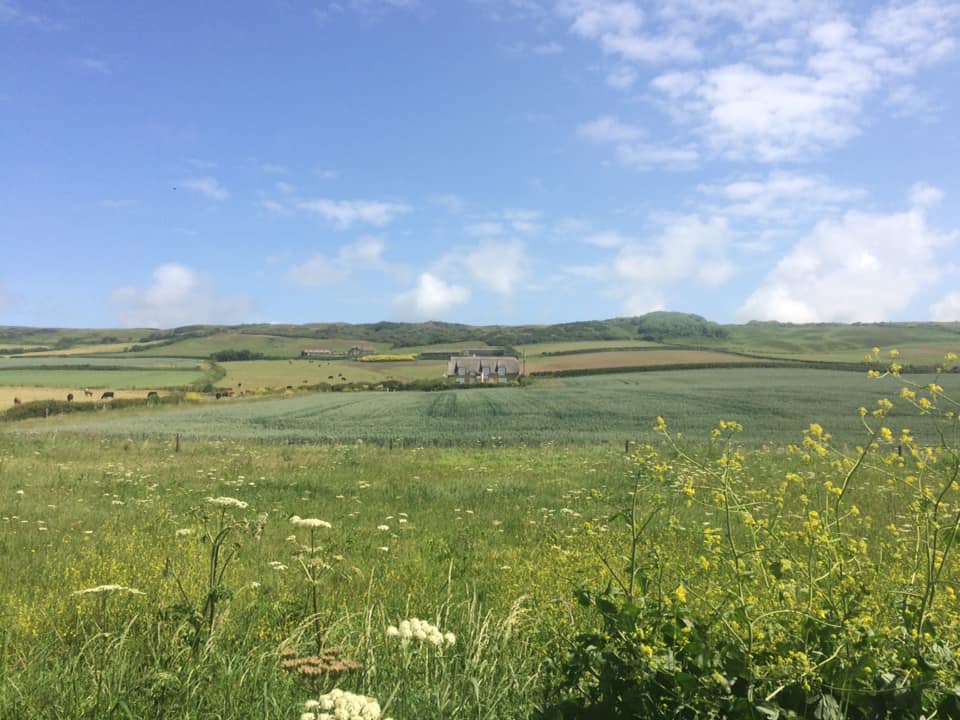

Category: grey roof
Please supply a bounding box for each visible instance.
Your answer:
[446,356,521,377]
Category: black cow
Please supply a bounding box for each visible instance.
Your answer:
[146,391,159,400]
[67,393,74,402]
[101,391,115,400]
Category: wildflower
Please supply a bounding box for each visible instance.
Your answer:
[269,561,288,571]
[675,584,687,603]
[377,525,389,531]
[298,689,389,720]
[290,516,332,529]
[176,528,192,537]
[205,496,248,510]
[388,617,455,647]
[73,584,145,596]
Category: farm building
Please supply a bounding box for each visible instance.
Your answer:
[445,356,521,384]
[301,349,335,358]
[348,346,374,357]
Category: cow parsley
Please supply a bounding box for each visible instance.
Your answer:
[386,617,455,647]
[290,516,332,529]
[205,496,248,510]
[297,689,391,720]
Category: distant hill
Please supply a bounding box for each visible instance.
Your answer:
[2,314,959,366]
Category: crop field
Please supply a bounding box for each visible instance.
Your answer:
[517,339,664,356]
[219,358,445,390]
[0,367,206,391]
[132,333,372,358]
[701,322,960,360]
[5,367,960,717]
[0,387,173,407]
[525,348,760,373]
[17,368,960,447]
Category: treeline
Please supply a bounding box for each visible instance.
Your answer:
[209,349,265,362]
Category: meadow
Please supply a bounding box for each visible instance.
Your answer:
[4,362,960,718]
[22,368,960,447]
[219,358,445,390]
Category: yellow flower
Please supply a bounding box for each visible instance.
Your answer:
[675,584,687,603]
[879,427,893,443]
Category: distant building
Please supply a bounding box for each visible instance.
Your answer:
[348,346,374,357]
[301,349,335,358]
[445,356,521,384]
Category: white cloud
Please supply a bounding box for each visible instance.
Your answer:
[700,171,866,222]
[910,182,945,209]
[570,215,733,314]
[645,1,960,161]
[394,273,470,320]
[0,0,52,27]
[298,198,410,229]
[558,0,701,63]
[931,292,960,321]
[111,264,253,328]
[428,192,466,213]
[177,176,229,201]
[288,237,386,287]
[464,240,530,294]
[739,191,958,322]
[578,115,698,169]
[465,221,504,237]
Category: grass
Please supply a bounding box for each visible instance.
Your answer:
[0,356,201,369]
[132,333,373,358]
[525,348,759,372]
[219,358,445,390]
[5,369,960,718]
[517,339,664,356]
[0,367,207,390]
[17,368,960,447]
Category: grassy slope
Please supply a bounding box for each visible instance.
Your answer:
[525,349,759,372]
[20,368,958,446]
[131,332,370,358]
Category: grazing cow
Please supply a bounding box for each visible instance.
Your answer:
[83,388,93,397]
[146,391,159,400]
[67,393,74,402]
[215,392,222,399]
[101,391,115,400]
[13,397,21,405]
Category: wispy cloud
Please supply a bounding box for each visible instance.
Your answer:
[568,215,733,314]
[578,115,698,169]
[298,198,411,228]
[177,176,229,201]
[287,237,388,288]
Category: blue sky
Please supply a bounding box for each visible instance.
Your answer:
[2,0,959,328]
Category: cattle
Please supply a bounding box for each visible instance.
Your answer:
[83,388,93,397]
[13,397,21,405]
[215,392,222,399]
[67,393,74,402]
[146,391,159,400]
[101,391,115,400]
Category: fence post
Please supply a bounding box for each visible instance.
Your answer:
[175,433,181,453]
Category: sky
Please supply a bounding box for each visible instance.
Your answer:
[2,0,960,329]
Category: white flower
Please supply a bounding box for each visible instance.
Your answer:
[290,516,332,529]
[205,496,248,510]
[377,525,389,531]
[73,584,145,596]
[176,528,192,537]
[386,625,400,637]
[388,617,454,650]
[444,632,456,646]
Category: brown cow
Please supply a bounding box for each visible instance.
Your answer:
[101,391,115,400]
[13,397,21,405]
[83,388,93,397]
[67,393,74,402]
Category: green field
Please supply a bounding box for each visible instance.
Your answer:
[132,332,371,358]
[517,339,664,356]
[220,358,445,389]
[0,367,207,389]
[0,356,201,369]
[18,368,957,446]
